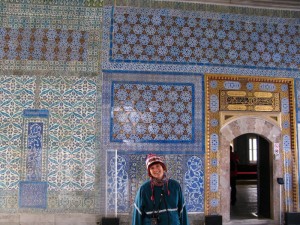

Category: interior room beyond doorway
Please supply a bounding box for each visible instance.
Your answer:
[230,133,271,220]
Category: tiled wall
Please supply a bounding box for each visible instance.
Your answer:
[102,6,299,77]
[106,151,204,213]
[296,79,300,208]
[296,79,300,123]
[0,0,299,221]
[102,72,205,213]
[101,5,299,215]
[0,0,102,214]
[0,2,102,72]
[0,74,100,213]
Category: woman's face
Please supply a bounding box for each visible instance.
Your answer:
[149,163,164,180]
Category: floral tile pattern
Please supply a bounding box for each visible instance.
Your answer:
[106,151,204,213]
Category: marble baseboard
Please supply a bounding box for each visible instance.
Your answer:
[0,214,100,225]
[0,213,204,225]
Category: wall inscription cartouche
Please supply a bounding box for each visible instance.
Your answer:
[220,90,280,112]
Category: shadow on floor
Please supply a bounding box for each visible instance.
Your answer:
[231,183,257,220]
[225,182,276,225]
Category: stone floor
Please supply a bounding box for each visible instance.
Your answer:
[224,181,279,225]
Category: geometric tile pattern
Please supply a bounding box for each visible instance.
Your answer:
[102,72,204,153]
[2,0,103,7]
[106,151,204,213]
[210,173,218,192]
[296,79,300,122]
[111,7,299,70]
[298,123,300,192]
[111,81,194,143]
[103,72,205,214]
[113,1,300,19]
[210,133,219,152]
[295,74,300,197]
[0,3,102,72]
[102,7,299,78]
[0,0,298,217]
[19,181,47,209]
[0,28,88,61]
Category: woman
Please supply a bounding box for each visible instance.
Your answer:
[132,154,189,225]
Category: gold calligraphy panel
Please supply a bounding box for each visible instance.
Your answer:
[220,90,280,112]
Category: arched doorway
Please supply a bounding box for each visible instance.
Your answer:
[219,116,282,222]
[231,133,272,219]
[204,74,299,223]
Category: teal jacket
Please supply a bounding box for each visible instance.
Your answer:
[132,179,190,225]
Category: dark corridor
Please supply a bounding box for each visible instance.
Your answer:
[231,134,271,219]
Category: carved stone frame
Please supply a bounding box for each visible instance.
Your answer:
[204,74,299,222]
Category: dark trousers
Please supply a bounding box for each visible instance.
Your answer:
[230,176,237,205]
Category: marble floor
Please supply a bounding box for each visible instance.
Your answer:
[224,181,278,225]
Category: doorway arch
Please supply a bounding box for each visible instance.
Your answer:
[232,133,271,219]
[219,116,282,222]
[204,74,299,223]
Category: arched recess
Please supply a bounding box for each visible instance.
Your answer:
[219,116,282,222]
